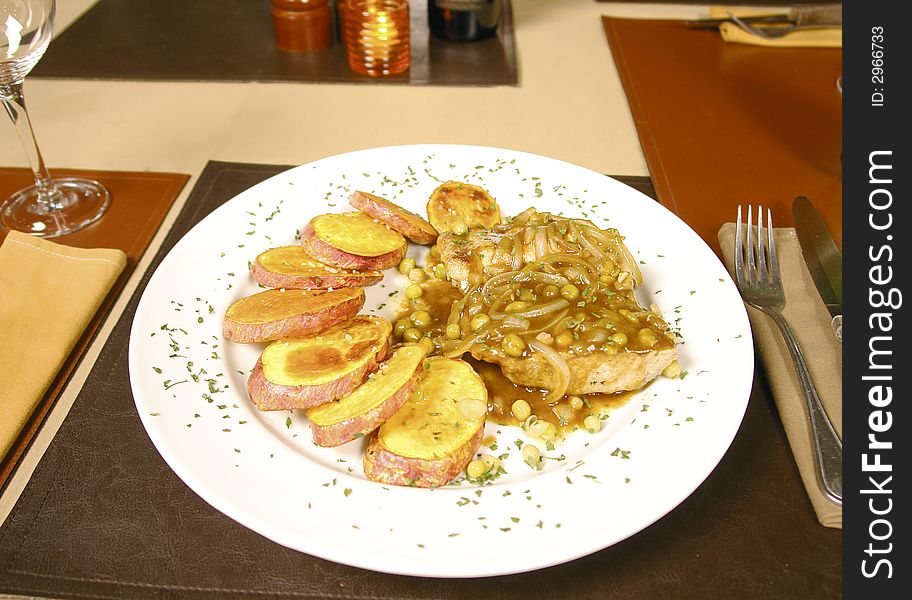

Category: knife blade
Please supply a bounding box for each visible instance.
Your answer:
[685,3,842,29]
[792,196,842,340]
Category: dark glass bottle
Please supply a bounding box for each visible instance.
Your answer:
[428,0,501,42]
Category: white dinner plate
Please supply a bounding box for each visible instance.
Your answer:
[129,144,753,578]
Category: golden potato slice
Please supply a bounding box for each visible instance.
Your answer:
[426,181,501,234]
[301,212,407,270]
[363,358,487,487]
[252,246,382,289]
[306,343,428,447]
[246,316,392,411]
[349,191,437,245]
[223,287,364,343]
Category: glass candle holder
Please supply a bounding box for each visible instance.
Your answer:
[343,0,410,77]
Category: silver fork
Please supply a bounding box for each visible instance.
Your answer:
[735,206,842,505]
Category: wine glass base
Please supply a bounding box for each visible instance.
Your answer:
[1,177,111,238]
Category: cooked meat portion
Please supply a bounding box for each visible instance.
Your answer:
[426,209,677,401]
[436,228,510,290]
[471,345,678,395]
[437,208,642,292]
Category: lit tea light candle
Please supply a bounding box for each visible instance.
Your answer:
[343,0,410,76]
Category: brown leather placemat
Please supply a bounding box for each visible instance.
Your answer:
[0,168,188,492]
[0,160,839,600]
[602,17,842,256]
[597,0,837,4]
[32,0,517,86]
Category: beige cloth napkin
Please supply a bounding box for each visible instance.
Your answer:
[0,231,127,459]
[711,6,842,48]
[718,223,841,528]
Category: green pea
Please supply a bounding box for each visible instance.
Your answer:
[470,313,491,332]
[402,327,423,343]
[410,310,433,329]
[405,284,423,300]
[560,284,580,302]
[502,333,527,357]
[398,258,416,274]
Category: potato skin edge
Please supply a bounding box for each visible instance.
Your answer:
[308,362,423,447]
[223,291,364,343]
[251,260,382,290]
[363,425,485,488]
[350,191,437,245]
[300,222,406,270]
[246,334,390,411]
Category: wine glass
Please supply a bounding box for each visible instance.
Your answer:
[1,0,109,238]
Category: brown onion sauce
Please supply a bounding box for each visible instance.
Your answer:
[394,280,634,433]
[468,357,633,431]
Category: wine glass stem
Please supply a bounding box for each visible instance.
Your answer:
[1,81,61,211]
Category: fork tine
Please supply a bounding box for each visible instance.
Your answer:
[746,205,755,283]
[767,207,780,285]
[756,204,767,282]
[734,205,744,283]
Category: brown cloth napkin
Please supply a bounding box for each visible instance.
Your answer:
[712,6,842,47]
[0,231,126,459]
[718,223,841,528]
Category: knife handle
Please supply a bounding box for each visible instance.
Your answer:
[794,3,842,26]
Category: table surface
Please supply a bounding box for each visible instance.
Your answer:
[1,1,841,598]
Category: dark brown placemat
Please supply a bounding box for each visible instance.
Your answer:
[602,17,841,256]
[32,0,517,86]
[0,168,188,492]
[0,161,840,600]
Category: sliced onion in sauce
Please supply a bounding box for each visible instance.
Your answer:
[493,315,531,330]
[510,298,570,319]
[527,338,571,402]
[578,229,605,260]
[533,228,549,260]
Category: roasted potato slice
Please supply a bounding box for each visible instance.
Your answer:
[301,212,407,270]
[363,358,487,487]
[252,246,382,289]
[426,181,500,234]
[349,191,438,245]
[246,316,392,411]
[306,343,428,447]
[223,287,364,343]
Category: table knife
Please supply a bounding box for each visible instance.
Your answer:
[792,196,842,342]
[685,3,842,29]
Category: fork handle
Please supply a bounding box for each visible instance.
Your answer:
[768,310,843,504]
